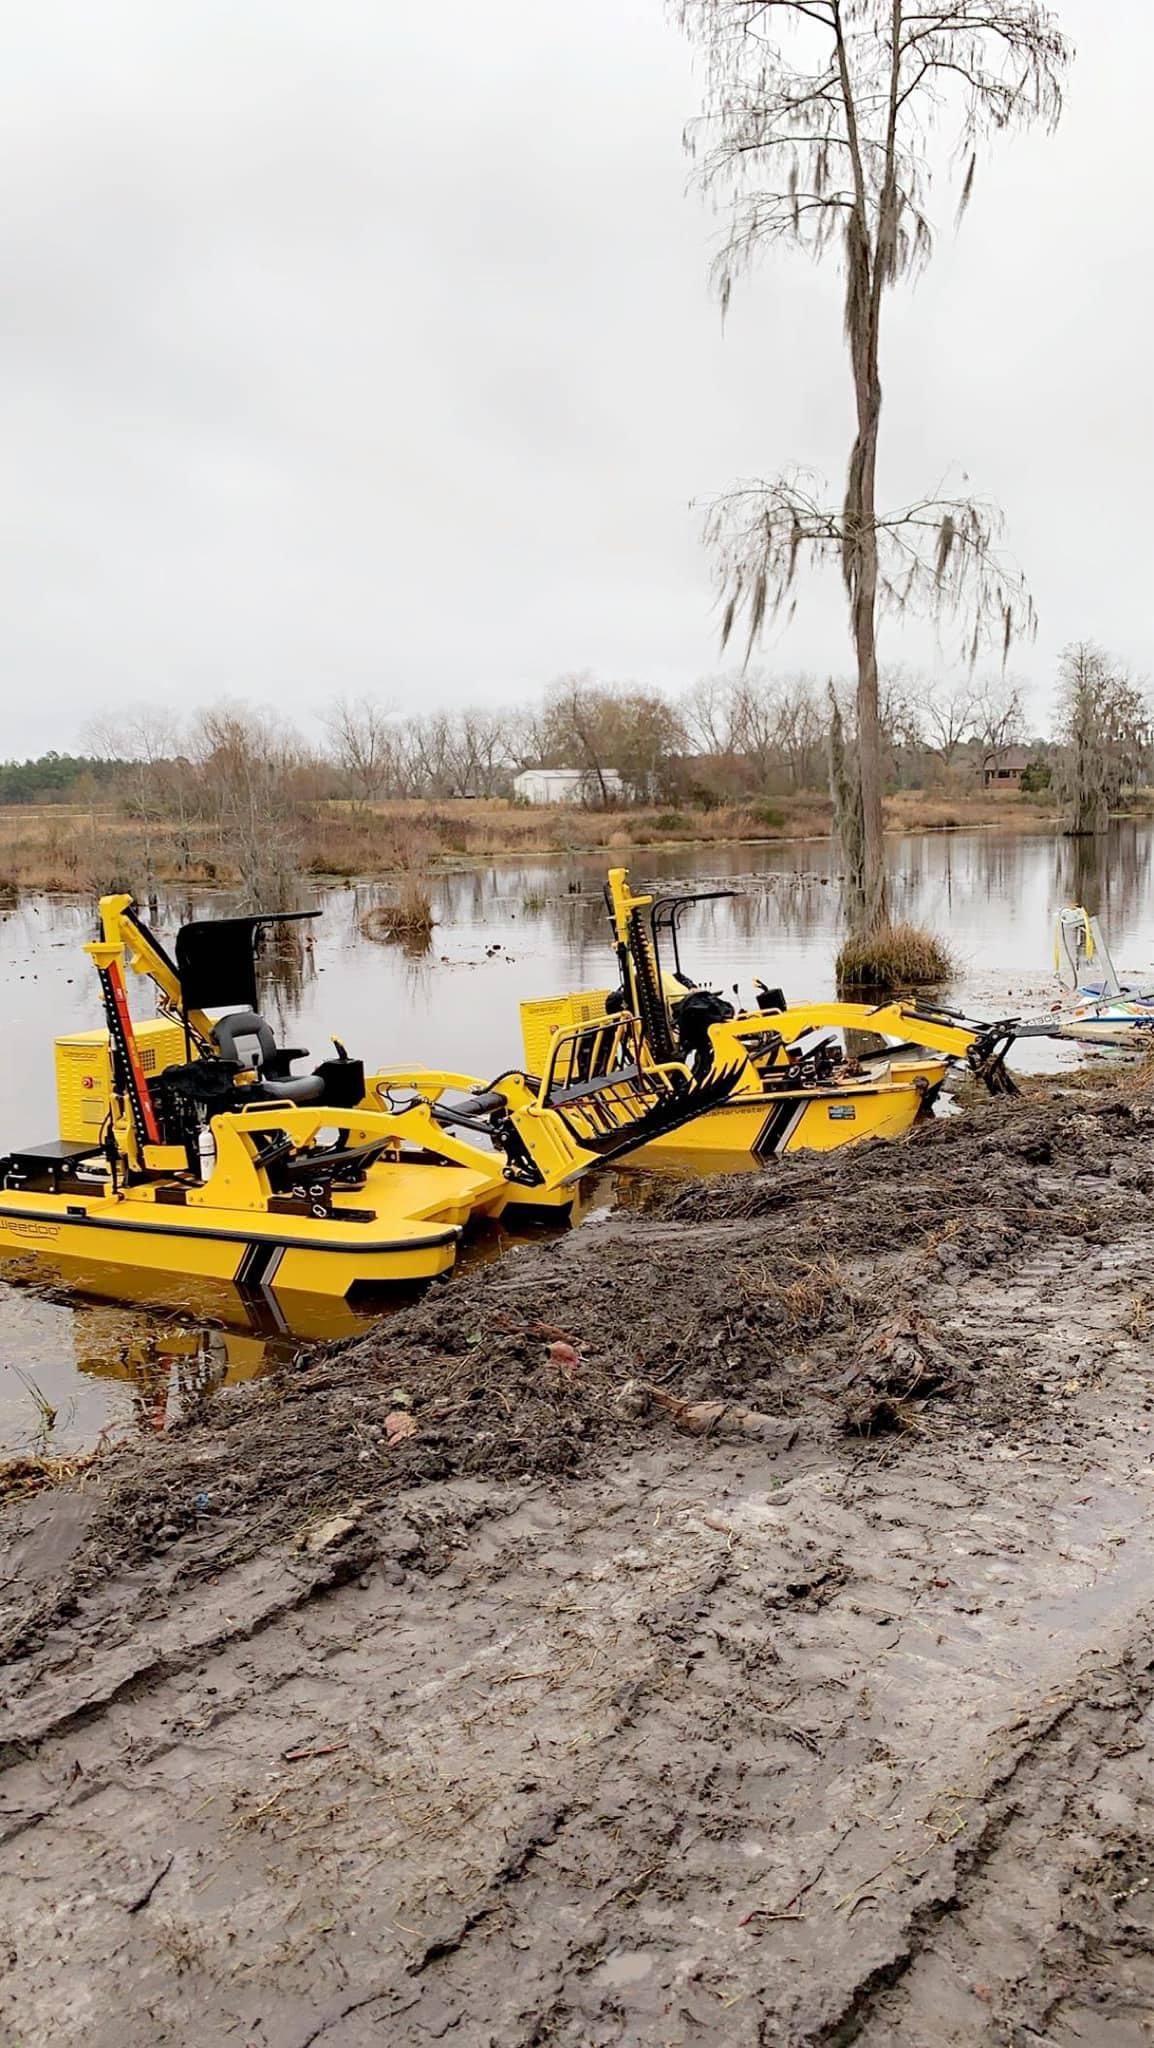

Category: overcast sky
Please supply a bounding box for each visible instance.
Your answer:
[0,0,1149,754]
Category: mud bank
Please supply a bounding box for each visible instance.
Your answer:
[4,1084,1154,2044]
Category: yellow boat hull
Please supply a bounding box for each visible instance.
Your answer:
[518,970,960,1171]
[0,1082,587,1311]
[15,1251,383,1342]
[0,1161,487,1301]
[623,1069,931,1166]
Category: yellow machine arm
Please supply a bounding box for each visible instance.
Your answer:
[365,1013,749,1189]
[97,893,214,1047]
[747,999,1000,1064]
[604,867,682,1062]
[606,865,649,947]
[730,999,1022,1095]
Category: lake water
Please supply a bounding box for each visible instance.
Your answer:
[2,823,1150,1454]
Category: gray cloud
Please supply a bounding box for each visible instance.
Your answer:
[0,0,1148,752]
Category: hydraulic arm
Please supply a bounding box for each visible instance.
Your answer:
[743,998,1022,1096]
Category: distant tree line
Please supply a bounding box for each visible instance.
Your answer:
[0,653,1148,839]
[0,751,127,805]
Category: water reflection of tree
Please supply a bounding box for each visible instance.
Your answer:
[673,875,836,953]
[519,866,850,981]
[384,954,438,1012]
[1054,824,1152,944]
[975,832,1042,900]
[255,919,316,1022]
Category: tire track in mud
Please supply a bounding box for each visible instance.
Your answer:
[6,1390,1154,2047]
[845,1641,1154,2047]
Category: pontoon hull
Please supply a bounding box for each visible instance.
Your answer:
[623,1070,932,1165]
[0,1192,464,1300]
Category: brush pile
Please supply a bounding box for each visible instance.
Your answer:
[4,1080,1149,1667]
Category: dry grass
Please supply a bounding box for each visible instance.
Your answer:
[836,920,954,992]
[733,1251,863,1333]
[359,878,436,949]
[0,784,1069,897]
[0,1449,101,1502]
[883,789,1058,832]
[0,794,835,892]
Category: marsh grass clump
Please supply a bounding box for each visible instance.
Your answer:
[836,920,953,993]
[360,878,436,951]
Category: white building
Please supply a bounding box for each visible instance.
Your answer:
[513,766,627,806]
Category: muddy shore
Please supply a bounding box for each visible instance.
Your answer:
[4,1083,1154,2044]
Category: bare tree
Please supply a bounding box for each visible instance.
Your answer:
[773,674,827,789]
[323,696,397,806]
[972,673,1028,763]
[399,713,456,798]
[542,675,618,804]
[541,676,686,804]
[674,0,1069,929]
[83,706,196,887]
[442,709,519,798]
[84,707,186,819]
[827,667,924,795]
[188,704,306,908]
[1054,642,1151,836]
[682,674,740,758]
[726,672,782,787]
[912,675,978,772]
[514,705,553,773]
[683,669,829,794]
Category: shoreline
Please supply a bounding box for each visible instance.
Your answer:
[0,788,1136,898]
[4,1080,1154,2043]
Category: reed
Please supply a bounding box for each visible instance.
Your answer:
[359,878,436,948]
[836,920,954,992]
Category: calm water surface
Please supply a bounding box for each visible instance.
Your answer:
[2,825,1149,1453]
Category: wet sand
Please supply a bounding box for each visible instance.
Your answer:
[4,1083,1154,2044]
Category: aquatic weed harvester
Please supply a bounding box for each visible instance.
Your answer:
[0,894,743,1313]
[519,867,1030,1165]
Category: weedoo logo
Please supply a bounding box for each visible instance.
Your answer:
[6,1222,62,1241]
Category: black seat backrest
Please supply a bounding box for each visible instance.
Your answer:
[212,1010,278,1070]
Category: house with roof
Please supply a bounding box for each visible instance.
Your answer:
[981,745,1033,791]
[513,766,627,806]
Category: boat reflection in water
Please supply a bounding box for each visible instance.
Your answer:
[0,1249,372,1445]
[0,1188,593,1447]
[75,1313,281,1436]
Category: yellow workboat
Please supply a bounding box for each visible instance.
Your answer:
[517,868,1026,1167]
[0,894,742,1312]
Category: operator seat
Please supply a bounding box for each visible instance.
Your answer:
[211,1010,325,1105]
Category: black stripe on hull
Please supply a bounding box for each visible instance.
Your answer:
[235,1241,289,1327]
[752,1100,808,1160]
[235,1239,282,1291]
